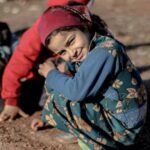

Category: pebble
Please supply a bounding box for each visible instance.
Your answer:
[3,6,10,13]
[11,7,20,14]
[0,0,6,3]
[29,5,40,12]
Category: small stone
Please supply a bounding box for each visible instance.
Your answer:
[0,0,6,3]
[3,6,10,13]
[11,7,20,14]
[29,5,40,11]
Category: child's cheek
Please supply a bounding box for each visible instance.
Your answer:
[61,55,70,61]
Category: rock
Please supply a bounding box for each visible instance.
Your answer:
[11,7,20,14]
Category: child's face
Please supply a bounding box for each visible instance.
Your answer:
[47,28,90,62]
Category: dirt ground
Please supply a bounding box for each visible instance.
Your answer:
[0,0,150,149]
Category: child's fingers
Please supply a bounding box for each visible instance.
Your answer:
[31,122,39,131]
[8,116,14,122]
[0,113,9,122]
[38,68,43,76]
[18,109,29,118]
[38,64,44,75]
[31,119,44,131]
[39,64,43,68]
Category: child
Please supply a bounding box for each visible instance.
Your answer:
[0,0,93,122]
[0,22,18,112]
[38,4,147,150]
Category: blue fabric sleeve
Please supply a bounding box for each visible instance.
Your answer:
[45,47,115,101]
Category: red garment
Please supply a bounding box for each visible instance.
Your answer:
[39,5,91,45]
[47,0,90,6]
[1,0,91,106]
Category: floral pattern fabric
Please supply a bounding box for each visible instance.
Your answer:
[42,35,147,150]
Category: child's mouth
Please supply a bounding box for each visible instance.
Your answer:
[76,50,83,61]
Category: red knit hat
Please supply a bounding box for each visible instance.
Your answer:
[38,5,91,45]
[47,0,90,7]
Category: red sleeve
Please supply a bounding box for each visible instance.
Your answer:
[1,17,42,106]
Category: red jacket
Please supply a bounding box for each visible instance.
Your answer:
[1,0,91,106]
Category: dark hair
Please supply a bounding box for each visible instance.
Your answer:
[45,3,112,48]
[0,22,11,46]
[91,14,112,37]
[67,1,111,37]
[67,1,84,6]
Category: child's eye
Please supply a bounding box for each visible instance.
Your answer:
[58,49,66,56]
[66,36,75,47]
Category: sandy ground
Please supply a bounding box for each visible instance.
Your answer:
[0,0,150,149]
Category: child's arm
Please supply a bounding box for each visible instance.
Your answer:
[43,47,116,101]
[0,105,29,122]
[0,17,43,122]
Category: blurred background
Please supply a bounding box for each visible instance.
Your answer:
[0,0,150,149]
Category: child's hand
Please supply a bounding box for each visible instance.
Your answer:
[38,58,56,78]
[30,118,44,131]
[0,105,29,122]
[57,62,66,73]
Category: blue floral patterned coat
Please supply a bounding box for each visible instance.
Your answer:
[42,34,147,150]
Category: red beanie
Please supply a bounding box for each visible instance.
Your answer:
[38,5,91,45]
[47,0,90,7]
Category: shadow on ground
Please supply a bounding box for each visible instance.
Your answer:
[126,43,150,51]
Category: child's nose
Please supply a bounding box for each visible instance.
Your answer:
[69,49,78,58]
